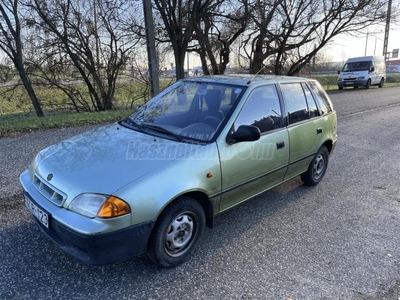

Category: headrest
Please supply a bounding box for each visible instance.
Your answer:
[205,90,222,111]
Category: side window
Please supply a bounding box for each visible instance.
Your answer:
[281,83,309,125]
[308,81,333,115]
[235,85,281,133]
[302,83,319,118]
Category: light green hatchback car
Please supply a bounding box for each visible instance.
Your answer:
[20,75,337,267]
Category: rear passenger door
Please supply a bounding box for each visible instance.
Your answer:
[280,82,326,180]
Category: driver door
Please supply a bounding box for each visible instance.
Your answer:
[217,85,289,211]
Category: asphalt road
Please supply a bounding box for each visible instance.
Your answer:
[1,86,400,300]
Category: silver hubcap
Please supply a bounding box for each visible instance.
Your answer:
[165,212,195,257]
[313,154,325,180]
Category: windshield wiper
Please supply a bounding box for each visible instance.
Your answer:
[119,117,145,132]
[124,117,140,127]
[140,123,182,141]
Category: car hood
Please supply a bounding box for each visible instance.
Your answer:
[33,123,202,203]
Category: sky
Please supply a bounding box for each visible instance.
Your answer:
[325,25,400,63]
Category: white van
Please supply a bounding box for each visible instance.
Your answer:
[338,56,386,89]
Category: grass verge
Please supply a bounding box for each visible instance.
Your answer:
[1,74,400,137]
[0,109,133,137]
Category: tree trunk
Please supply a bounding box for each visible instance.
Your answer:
[249,33,266,74]
[174,47,186,80]
[16,61,44,117]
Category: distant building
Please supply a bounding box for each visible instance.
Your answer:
[387,59,400,73]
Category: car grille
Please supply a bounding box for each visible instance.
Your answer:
[33,174,66,206]
[344,78,357,81]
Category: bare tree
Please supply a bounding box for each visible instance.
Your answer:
[153,0,209,80]
[190,0,249,75]
[28,0,139,111]
[244,0,389,75]
[0,0,44,117]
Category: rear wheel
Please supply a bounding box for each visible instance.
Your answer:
[378,78,384,88]
[365,79,371,89]
[338,86,343,90]
[146,197,205,267]
[301,145,329,186]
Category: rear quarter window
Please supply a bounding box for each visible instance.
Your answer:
[308,81,333,115]
[302,83,319,118]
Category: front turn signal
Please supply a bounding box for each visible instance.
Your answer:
[97,196,131,218]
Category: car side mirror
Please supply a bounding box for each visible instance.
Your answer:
[226,125,261,145]
[370,66,375,72]
[337,70,340,74]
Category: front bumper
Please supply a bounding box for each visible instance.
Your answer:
[338,79,368,88]
[20,170,155,265]
[29,200,155,265]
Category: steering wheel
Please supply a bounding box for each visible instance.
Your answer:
[203,116,222,129]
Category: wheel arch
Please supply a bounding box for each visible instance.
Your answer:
[156,191,214,230]
[322,139,334,154]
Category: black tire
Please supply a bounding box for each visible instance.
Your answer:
[338,86,343,90]
[301,145,329,186]
[146,197,205,267]
[378,78,384,88]
[365,79,371,89]
[353,86,358,89]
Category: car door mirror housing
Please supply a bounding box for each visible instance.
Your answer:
[226,125,261,144]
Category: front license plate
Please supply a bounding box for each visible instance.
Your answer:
[24,194,49,228]
[345,82,353,85]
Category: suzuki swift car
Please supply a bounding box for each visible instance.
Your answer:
[20,75,337,267]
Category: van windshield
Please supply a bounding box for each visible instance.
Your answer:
[342,61,372,72]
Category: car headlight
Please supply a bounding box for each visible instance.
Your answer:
[68,193,131,218]
[337,78,342,81]
[357,76,365,80]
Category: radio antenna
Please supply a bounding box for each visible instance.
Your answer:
[247,65,266,84]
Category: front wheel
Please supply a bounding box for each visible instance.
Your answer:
[146,197,205,267]
[378,78,384,88]
[301,145,329,186]
[365,79,371,89]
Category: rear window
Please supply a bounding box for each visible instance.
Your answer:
[308,81,333,115]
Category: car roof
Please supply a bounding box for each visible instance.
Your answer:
[184,74,314,87]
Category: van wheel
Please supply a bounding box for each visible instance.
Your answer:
[378,78,384,88]
[301,146,329,186]
[146,197,205,267]
[338,86,343,90]
[365,79,371,89]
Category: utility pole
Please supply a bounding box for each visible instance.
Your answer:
[93,0,100,71]
[383,0,392,60]
[364,30,369,56]
[142,0,160,97]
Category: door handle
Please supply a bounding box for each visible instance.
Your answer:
[316,128,323,134]
[276,141,285,149]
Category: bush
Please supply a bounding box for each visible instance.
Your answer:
[386,74,400,83]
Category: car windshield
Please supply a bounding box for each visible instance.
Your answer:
[127,80,245,142]
[342,61,372,72]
